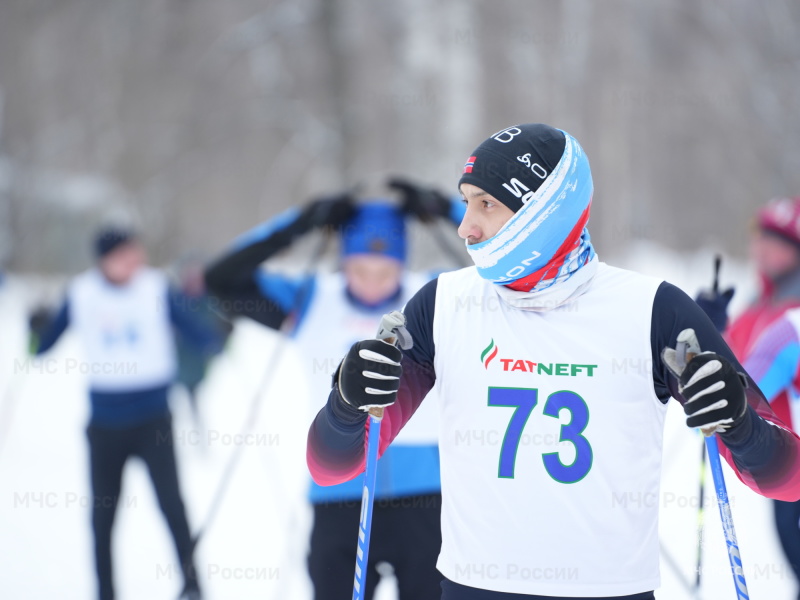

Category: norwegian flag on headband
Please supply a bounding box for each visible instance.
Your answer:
[463,156,476,173]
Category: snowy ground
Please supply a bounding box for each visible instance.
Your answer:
[0,244,797,600]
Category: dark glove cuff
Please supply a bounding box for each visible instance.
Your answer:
[329,382,369,426]
[718,405,754,446]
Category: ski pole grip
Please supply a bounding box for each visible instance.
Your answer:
[368,310,408,421]
[675,329,716,437]
[369,333,396,419]
[684,349,716,438]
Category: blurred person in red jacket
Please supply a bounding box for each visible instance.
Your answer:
[697,196,800,429]
[697,195,800,600]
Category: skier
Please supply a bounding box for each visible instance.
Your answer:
[695,196,800,599]
[697,195,800,428]
[34,227,215,600]
[204,181,465,600]
[733,310,800,599]
[307,124,800,599]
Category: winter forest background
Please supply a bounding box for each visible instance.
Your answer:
[2,1,800,599]
[1,0,800,274]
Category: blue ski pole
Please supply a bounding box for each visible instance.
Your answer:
[705,434,749,599]
[675,329,749,600]
[353,408,383,600]
[353,311,411,600]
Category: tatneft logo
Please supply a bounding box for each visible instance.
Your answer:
[481,339,499,368]
[480,339,597,376]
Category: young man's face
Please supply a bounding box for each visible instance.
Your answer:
[99,241,146,285]
[343,254,404,306]
[458,183,516,245]
[751,229,800,282]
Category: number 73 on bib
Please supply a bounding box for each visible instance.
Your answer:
[488,387,593,484]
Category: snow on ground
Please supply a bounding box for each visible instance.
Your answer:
[0,243,797,600]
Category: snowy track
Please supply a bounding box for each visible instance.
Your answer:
[0,258,796,599]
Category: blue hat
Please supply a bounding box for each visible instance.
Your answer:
[341,203,406,262]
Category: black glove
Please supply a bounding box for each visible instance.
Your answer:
[680,352,748,433]
[388,177,451,223]
[299,193,355,231]
[695,288,734,333]
[336,339,402,411]
[28,307,53,336]
[28,306,53,354]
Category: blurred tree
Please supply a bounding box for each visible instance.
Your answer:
[0,0,799,272]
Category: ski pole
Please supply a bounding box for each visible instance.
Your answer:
[694,434,707,594]
[353,310,410,600]
[704,433,748,598]
[660,542,703,599]
[694,254,721,592]
[192,229,332,549]
[675,329,749,600]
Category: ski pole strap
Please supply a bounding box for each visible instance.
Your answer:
[375,310,413,350]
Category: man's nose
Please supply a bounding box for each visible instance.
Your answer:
[457,209,480,241]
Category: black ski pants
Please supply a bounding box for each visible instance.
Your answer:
[308,493,442,600]
[87,414,196,600]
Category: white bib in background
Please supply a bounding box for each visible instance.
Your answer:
[293,272,438,445]
[69,268,176,392]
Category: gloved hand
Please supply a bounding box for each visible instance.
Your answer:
[695,287,734,333]
[681,352,748,433]
[300,193,355,230]
[27,306,53,355]
[389,177,451,223]
[336,339,403,411]
[663,341,748,434]
[28,307,52,336]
